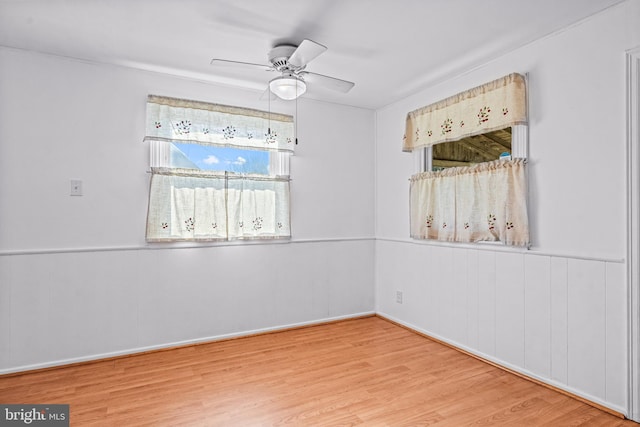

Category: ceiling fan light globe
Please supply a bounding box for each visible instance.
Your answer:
[269,76,306,100]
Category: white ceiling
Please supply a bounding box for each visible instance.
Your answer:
[0,0,625,109]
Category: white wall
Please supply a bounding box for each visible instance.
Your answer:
[0,47,375,373]
[375,0,639,416]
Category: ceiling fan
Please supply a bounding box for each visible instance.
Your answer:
[210,39,355,100]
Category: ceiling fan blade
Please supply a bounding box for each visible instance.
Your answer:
[301,71,355,93]
[288,39,327,68]
[210,58,273,72]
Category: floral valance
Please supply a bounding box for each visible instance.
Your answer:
[144,95,296,153]
[403,73,527,152]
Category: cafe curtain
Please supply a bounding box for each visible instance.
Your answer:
[409,159,529,247]
[146,169,291,242]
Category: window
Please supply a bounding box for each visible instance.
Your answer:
[150,141,290,176]
[143,95,294,242]
[170,144,270,174]
[415,125,528,173]
[404,73,530,246]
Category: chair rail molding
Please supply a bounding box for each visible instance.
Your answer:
[626,46,640,422]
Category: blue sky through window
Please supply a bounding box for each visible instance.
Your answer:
[171,143,269,175]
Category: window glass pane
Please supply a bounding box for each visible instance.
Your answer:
[432,128,512,171]
[171,142,270,175]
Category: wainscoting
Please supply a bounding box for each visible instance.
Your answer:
[375,239,627,414]
[0,239,375,375]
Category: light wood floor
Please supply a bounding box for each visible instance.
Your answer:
[0,316,637,426]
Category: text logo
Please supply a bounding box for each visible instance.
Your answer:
[0,405,69,426]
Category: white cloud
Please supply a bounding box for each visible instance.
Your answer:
[232,156,247,165]
[203,155,220,165]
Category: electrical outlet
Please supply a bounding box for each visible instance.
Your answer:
[70,180,83,196]
[396,291,403,304]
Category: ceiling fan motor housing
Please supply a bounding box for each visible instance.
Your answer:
[268,45,300,71]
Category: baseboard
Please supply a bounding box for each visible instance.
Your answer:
[0,311,376,377]
[375,312,628,420]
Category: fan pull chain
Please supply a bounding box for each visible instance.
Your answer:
[268,89,271,136]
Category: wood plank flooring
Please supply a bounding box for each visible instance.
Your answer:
[0,316,637,426]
